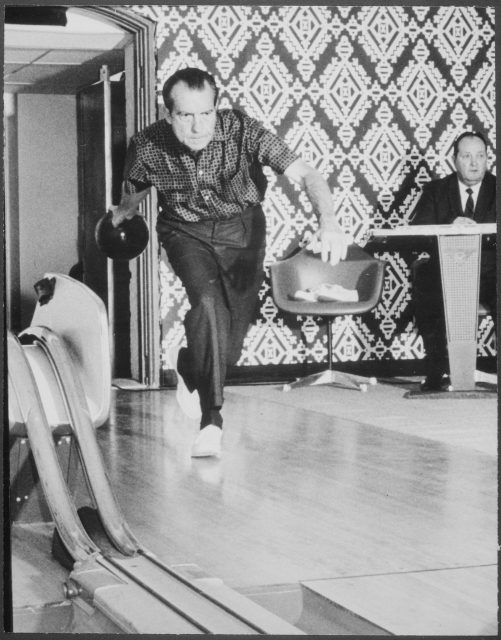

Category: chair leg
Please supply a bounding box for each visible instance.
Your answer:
[283,368,376,392]
[284,319,377,392]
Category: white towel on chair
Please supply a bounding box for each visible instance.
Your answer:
[292,283,359,303]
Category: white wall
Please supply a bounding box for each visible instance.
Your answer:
[17,94,79,328]
[4,93,20,329]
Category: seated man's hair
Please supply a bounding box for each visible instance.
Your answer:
[162,68,219,111]
[453,131,487,156]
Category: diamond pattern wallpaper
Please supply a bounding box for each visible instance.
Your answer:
[130,4,496,377]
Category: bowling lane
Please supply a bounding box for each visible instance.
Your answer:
[89,387,497,590]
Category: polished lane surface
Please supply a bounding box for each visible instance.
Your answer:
[13,382,496,634]
[91,386,496,589]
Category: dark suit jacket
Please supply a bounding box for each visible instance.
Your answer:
[410,171,496,274]
[411,171,496,225]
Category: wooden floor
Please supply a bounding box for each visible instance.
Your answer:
[11,378,498,634]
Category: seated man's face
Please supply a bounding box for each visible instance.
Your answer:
[454,136,487,186]
[165,80,217,152]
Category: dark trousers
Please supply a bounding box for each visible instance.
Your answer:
[411,251,497,377]
[158,206,266,419]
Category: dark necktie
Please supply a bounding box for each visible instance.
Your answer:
[464,188,474,218]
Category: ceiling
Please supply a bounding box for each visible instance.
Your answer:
[4,8,133,94]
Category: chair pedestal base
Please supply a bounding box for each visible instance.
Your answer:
[283,369,377,392]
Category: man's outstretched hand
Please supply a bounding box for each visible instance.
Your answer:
[108,204,143,228]
[307,227,349,265]
[109,187,151,227]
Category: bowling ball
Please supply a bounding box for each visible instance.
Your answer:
[95,211,149,260]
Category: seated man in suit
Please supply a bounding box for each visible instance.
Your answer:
[410,131,496,391]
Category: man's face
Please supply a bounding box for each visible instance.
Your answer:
[454,136,488,186]
[165,80,217,152]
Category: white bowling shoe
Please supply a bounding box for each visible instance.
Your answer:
[191,425,222,458]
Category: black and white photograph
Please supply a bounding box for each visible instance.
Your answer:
[3,2,497,634]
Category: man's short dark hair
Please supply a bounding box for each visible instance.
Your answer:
[162,68,219,111]
[453,131,487,157]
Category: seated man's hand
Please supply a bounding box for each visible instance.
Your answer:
[308,227,348,265]
[452,216,477,226]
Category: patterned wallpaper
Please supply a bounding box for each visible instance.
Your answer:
[130,4,496,376]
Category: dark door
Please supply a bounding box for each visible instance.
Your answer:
[77,76,131,378]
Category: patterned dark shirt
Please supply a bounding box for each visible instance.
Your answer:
[124,109,298,222]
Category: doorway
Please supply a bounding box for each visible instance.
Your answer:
[4,5,159,385]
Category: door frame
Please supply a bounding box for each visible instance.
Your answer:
[82,5,160,386]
